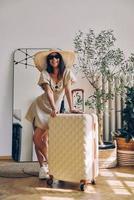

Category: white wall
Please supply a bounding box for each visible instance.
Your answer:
[0,0,134,156]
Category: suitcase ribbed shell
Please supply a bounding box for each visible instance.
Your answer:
[48,114,98,183]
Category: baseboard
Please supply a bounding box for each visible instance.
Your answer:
[0,156,12,160]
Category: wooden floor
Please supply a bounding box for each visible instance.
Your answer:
[0,161,134,200]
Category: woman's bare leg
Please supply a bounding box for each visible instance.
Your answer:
[33,127,48,167]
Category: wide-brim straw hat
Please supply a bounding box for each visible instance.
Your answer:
[34,49,76,72]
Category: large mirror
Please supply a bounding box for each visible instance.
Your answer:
[13,48,53,161]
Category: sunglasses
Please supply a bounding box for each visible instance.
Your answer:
[48,54,60,60]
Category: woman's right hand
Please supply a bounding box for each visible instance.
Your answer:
[50,109,58,117]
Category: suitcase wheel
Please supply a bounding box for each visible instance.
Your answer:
[47,176,53,186]
[80,183,85,191]
[91,179,96,185]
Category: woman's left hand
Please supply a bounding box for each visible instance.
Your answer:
[70,108,84,114]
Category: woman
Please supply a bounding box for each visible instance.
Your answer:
[25,49,79,179]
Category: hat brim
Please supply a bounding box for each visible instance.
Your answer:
[34,49,76,72]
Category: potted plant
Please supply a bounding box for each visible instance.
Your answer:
[73,29,134,168]
[73,29,134,146]
[112,86,134,166]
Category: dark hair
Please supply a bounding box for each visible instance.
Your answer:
[46,52,65,80]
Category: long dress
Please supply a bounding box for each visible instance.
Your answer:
[25,68,76,130]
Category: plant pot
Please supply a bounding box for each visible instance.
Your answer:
[116,137,134,166]
[116,137,134,151]
[99,141,117,169]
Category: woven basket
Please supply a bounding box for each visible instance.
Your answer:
[117,150,134,166]
[99,143,117,169]
[116,137,134,166]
